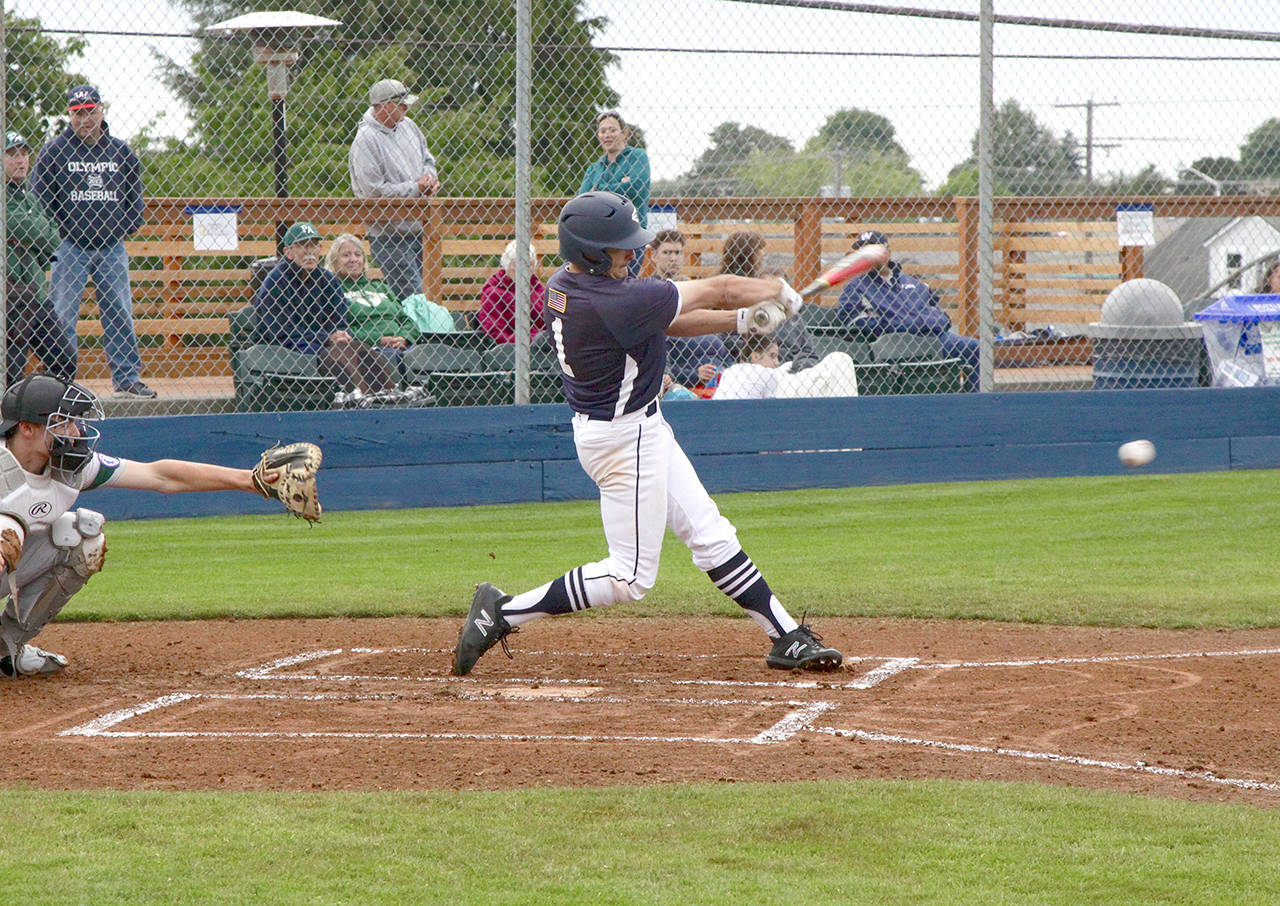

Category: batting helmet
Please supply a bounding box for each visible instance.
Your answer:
[558,192,655,276]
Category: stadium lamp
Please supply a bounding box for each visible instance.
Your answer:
[205,11,342,247]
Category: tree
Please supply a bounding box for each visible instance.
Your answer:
[742,148,922,196]
[809,108,909,163]
[4,12,87,145]
[659,122,793,196]
[1240,118,1280,181]
[952,100,1082,195]
[155,0,619,196]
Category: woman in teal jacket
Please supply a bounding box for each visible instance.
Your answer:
[579,112,650,275]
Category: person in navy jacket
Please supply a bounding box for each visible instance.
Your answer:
[837,230,980,391]
[253,222,395,406]
[31,85,153,399]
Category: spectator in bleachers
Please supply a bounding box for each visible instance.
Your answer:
[477,240,546,344]
[836,229,980,392]
[1254,258,1280,294]
[31,85,153,399]
[651,230,726,394]
[717,231,820,373]
[650,229,687,280]
[714,334,860,400]
[712,335,782,400]
[665,334,732,396]
[348,78,440,303]
[579,112,649,276]
[4,131,75,386]
[326,233,425,353]
[254,222,396,407]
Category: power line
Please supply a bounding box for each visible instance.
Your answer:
[720,0,1280,43]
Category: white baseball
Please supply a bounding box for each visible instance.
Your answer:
[1118,439,1156,468]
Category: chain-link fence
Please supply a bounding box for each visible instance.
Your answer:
[3,2,1279,414]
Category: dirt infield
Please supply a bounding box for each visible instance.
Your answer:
[2,616,1278,807]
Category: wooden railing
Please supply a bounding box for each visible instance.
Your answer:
[62,194,1280,381]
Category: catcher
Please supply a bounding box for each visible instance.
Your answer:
[0,374,320,678]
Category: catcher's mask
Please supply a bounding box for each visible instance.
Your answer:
[0,375,104,483]
[558,191,655,276]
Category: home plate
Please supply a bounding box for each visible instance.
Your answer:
[491,685,605,699]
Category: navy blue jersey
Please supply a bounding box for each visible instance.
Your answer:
[545,267,681,418]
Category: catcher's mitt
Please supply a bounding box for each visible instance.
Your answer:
[0,526,21,573]
[251,442,322,522]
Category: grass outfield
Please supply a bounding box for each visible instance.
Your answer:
[1,782,1278,904]
[6,469,1278,902]
[80,469,1279,628]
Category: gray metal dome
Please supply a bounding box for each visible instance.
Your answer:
[1099,278,1185,327]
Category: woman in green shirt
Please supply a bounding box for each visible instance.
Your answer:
[327,233,434,349]
[579,112,651,275]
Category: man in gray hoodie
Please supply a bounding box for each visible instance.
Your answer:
[348,79,440,303]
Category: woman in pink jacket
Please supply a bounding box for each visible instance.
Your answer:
[477,240,546,343]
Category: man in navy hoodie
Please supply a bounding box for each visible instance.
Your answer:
[837,229,980,392]
[31,85,154,399]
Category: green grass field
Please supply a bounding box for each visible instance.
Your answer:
[3,469,1278,903]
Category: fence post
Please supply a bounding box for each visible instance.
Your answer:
[1121,245,1144,282]
[955,197,979,337]
[424,202,444,300]
[795,201,821,288]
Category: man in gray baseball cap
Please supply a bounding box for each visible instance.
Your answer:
[367,78,417,107]
[348,78,440,302]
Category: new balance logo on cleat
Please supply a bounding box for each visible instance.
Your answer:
[766,625,843,672]
[452,582,517,676]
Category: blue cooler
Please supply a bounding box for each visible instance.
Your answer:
[1193,294,1280,387]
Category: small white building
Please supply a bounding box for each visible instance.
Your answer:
[1202,216,1280,297]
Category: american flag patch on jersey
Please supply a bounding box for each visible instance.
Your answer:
[547,288,568,313]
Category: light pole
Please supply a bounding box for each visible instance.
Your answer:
[205,11,341,251]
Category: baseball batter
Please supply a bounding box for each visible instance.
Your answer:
[453,191,842,676]
[0,374,313,677]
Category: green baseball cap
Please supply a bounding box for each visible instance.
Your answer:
[282,222,321,247]
[5,131,30,151]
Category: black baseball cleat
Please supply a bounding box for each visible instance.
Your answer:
[766,625,843,671]
[452,583,517,676]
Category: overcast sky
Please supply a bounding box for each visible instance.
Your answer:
[11,0,1280,190]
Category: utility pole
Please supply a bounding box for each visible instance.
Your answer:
[1053,98,1121,185]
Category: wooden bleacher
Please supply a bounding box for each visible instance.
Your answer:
[63,193,1280,391]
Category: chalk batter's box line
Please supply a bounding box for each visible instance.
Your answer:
[58,691,835,746]
[57,690,1280,796]
[235,646,1280,691]
[813,726,1280,794]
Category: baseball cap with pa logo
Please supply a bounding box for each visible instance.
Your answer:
[282,222,322,247]
[67,84,102,110]
[5,131,29,151]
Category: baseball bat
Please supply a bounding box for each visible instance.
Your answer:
[797,244,889,299]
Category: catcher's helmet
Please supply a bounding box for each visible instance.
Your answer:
[558,191,655,276]
[0,375,104,482]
